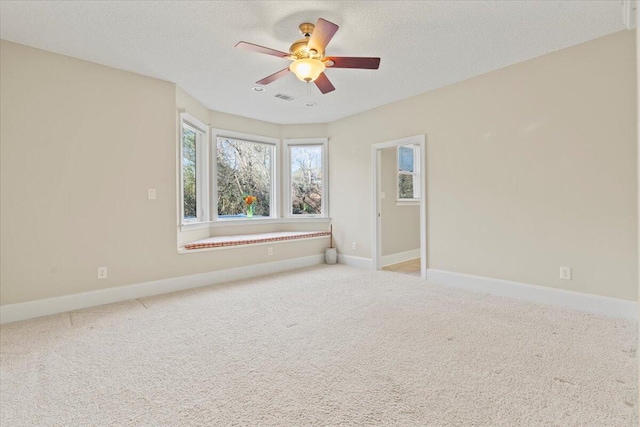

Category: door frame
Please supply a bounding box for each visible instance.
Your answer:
[371,134,427,279]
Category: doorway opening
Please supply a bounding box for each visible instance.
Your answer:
[371,135,426,279]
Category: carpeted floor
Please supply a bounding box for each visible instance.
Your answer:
[0,265,637,426]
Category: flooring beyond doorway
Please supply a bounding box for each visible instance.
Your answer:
[382,257,421,276]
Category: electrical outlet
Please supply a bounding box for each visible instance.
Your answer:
[380,191,386,199]
[352,242,357,251]
[267,247,273,256]
[97,267,108,279]
[148,188,156,200]
[559,266,571,280]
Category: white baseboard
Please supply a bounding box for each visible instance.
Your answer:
[338,254,374,270]
[427,269,638,320]
[381,249,421,267]
[0,254,325,324]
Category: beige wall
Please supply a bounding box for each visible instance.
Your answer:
[1,30,637,306]
[0,41,329,305]
[380,147,420,257]
[329,30,637,301]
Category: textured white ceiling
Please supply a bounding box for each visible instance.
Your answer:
[0,1,626,124]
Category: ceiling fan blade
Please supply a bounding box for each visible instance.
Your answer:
[314,72,335,94]
[235,41,289,58]
[325,57,381,69]
[307,18,339,54]
[256,68,291,85]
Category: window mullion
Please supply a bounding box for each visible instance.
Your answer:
[202,132,211,221]
[210,128,218,222]
[272,143,278,219]
[283,142,291,218]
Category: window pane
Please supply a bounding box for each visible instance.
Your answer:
[217,138,272,217]
[399,174,414,199]
[290,145,322,215]
[182,127,197,220]
[398,146,414,172]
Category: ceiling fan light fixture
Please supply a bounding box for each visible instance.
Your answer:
[289,58,325,82]
[236,18,379,95]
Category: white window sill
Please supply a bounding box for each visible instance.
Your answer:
[180,216,331,231]
[396,200,420,206]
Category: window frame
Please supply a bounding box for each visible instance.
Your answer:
[211,129,280,222]
[396,144,421,204]
[283,138,329,218]
[179,127,331,231]
[179,113,209,225]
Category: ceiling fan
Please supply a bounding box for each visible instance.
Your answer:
[235,18,380,94]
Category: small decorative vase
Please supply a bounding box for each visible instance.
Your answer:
[325,247,337,265]
[246,204,254,218]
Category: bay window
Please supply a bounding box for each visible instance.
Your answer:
[179,125,329,229]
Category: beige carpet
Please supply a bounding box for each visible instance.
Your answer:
[1,265,637,426]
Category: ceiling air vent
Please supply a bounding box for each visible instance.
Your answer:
[274,93,296,101]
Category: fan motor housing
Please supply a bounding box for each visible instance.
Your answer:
[289,23,323,59]
[289,38,310,58]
